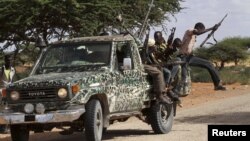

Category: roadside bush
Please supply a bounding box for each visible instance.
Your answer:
[219,68,239,84]
[190,66,250,85]
[190,67,212,83]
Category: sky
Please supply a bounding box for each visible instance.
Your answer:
[157,0,250,47]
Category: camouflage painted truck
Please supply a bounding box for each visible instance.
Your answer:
[0,34,176,141]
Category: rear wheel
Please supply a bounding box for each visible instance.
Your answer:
[85,99,103,141]
[10,125,29,141]
[149,103,174,134]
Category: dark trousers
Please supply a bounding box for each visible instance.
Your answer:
[181,56,221,87]
[170,57,181,80]
[144,65,165,94]
[163,67,171,86]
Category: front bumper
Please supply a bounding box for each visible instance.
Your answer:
[0,107,85,125]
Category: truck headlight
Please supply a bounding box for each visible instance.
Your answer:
[10,91,20,101]
[58,88,68,99]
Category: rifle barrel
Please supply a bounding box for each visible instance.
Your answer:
[200,14,228,47]
[138,0,154,40]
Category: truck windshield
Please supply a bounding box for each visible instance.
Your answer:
[35,42,111,74]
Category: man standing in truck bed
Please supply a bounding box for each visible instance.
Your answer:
[143,38,172,104]
[0,50,16,133]
[179,22,226,91]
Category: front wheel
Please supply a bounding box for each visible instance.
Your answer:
[84,99,104,141]
[10,125,29,141]
[149,103,174,134]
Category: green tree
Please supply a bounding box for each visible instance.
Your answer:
[0,0,182,49]
[195,37,250,70]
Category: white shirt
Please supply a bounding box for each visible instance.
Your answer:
[2,66,15,86]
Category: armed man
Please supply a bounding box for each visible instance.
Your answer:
[0,49,16,133]
[146,31,181,103]
[178,21,226,91]
[143,38,173,104]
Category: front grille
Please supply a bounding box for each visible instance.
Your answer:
[18,88,57,101]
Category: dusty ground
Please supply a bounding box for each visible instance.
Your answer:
[179,82,248,110]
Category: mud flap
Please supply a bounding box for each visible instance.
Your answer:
[173,102,177,116]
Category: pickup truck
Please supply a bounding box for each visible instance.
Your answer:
[0,34,175,141]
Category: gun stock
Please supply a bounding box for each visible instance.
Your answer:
[142,27,151,64]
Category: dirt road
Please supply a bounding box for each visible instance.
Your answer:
[1,83,250,141]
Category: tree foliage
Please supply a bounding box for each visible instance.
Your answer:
[194,37,250,69]
[0,0,183,51]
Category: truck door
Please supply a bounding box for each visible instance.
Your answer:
[111,41,147,112]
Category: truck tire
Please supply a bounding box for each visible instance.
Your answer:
[150,103,174,134]
[85,99,103,141]
[10,125,29,141]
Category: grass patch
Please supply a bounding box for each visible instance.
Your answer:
[191,66,250,85]
[190,67,212,83]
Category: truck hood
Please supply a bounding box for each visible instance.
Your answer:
[8,71,110,89]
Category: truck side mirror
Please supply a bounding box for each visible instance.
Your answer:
[122,58,132,70]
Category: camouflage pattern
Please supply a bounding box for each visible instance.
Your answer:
[6,34,152,113]
[51,34,135,44]
[172,67,192,97]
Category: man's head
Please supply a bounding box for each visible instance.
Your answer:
[4,54,14,69]
[194,22,205,32]
[154,31,165,45]
[172,38,182,49]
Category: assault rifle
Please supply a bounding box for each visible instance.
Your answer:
[167,27,176,48]
[164,27,179,60]
[200,14,228,47]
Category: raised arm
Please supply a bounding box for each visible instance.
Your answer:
[193,25,217,35]
[192,21,221,36]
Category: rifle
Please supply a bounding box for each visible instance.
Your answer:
[138,0,154,41]
[200,14,228,47]
[165,60,186,66]
[138,0,154,64]
[167,27,176,48]
[141,22,151,64]
[163,27,178,60]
